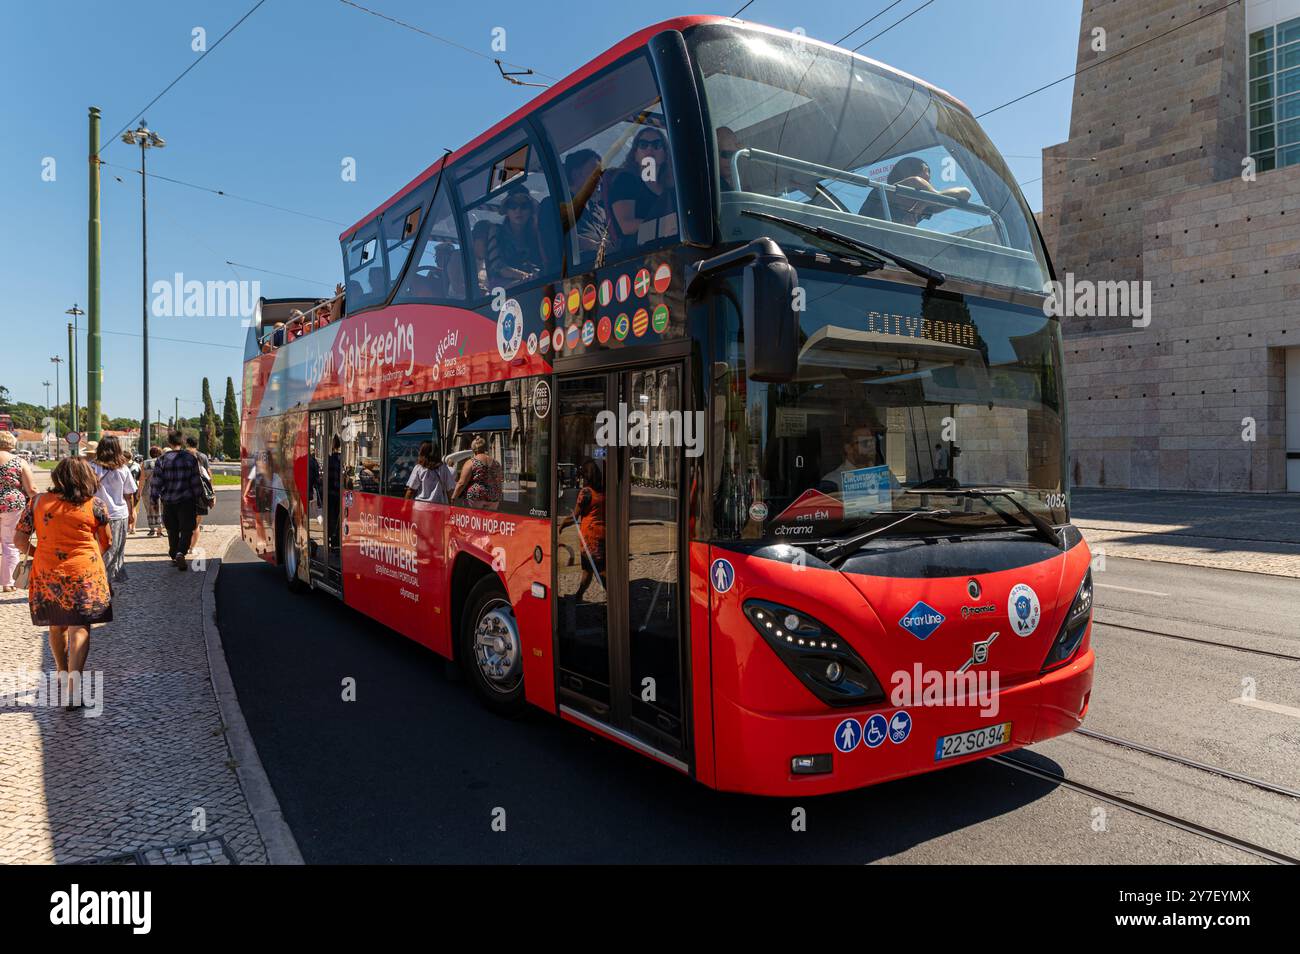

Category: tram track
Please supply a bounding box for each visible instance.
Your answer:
[1091,616,1300,661]
[1072,728,1300,800]
[990,752,1300,865]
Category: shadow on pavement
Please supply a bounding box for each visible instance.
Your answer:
[216,541,1062,863]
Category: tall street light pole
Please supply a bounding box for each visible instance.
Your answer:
[65,304,84,451]
[42,380,51,409]
[49,356,63,459]
[121,119,165,457]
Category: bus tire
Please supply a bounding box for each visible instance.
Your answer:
[281,513,307,593]
[460,576,526,716]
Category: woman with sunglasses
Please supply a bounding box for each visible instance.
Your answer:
[487,184,545,287]
[608,124,676,250]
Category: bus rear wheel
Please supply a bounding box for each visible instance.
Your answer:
[460,576,525,716]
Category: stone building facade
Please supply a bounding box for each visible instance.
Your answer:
[1041,0,1300,492]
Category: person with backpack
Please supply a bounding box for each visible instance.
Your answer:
[149,431,204,570]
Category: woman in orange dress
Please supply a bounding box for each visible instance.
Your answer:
[13,458,113,708]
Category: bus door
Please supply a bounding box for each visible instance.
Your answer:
[307,406,344,593]
[554,363,688,768]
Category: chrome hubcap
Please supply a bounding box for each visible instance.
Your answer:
[473,601,521,694]
[285,524,297,579]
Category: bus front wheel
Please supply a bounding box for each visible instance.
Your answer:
[460,576,525,716]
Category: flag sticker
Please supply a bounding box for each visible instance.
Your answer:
[614,313,630,340]
[597,315,612,343]
[615,274,631,303]
[634,268,650,297]
[598,278,613,306]
[632,307,649,337]
[567,287,582,315]
[652,303,669,333]
[653,262,671,293]
[540,297,551,320]
[552,327,565,352]
[582,283,597,311]
[553,293,565,320]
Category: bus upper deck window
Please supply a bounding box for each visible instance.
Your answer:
[539,53,680,269]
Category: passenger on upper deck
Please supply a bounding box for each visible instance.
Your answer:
[470,220,493,295]
[860,157,972,227]
[608,122,676,250]
[487,184,546,287]
[562,148,609,254]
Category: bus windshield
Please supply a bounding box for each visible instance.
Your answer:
[687,24,1051,293]
[710,273,1068,542]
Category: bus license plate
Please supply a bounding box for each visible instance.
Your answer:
[934,722,1012,761]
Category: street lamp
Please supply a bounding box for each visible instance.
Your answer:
[49,356,63,459]
[121,119,165,456]
[65,304,83,450]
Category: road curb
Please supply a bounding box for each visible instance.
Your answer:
[201,534,305,865]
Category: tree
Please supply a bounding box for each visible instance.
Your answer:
[199,378,216,455]
[222,377,240,459]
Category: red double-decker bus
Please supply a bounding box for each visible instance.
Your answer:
[241,15,1093,795]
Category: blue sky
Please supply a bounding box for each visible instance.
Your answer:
[0,0,1081,421]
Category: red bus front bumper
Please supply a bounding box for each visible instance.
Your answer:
[709,645,1094,797]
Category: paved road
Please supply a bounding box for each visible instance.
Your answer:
[213,538,1296,863]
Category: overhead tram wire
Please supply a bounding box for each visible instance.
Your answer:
[224,262,336,287]
[97,328,243,352]
[99,0,270,155]
[731,1,756,17]
[852,0,937,51]
[975,0,1243,119]
[338,0,558,84]
[836,0,908,45]
[101,163,349,227]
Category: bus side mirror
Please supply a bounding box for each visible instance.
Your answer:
[688,237,799,384]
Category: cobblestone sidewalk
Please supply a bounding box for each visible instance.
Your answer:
[1072,488,1300,578]
[0,523,268,864]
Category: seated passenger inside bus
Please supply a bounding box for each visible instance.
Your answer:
[487,185,546,287]
[608,123,676,249]
[860,157,972,227]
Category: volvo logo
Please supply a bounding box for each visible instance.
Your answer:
[957,632,998,674]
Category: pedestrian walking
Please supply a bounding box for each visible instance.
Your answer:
[185,436,215,555]
[0,430,37,592]
[150,431,204,570]
[89,436,137,584]
[12,457,113,709]
[138,445,164,537]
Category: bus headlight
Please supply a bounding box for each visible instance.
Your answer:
[743,600,885,707]
[1042,569,1092,672]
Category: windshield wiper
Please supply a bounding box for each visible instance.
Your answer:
[741,209,947,285]
[905,487,1062,550]
[814,508,953,567]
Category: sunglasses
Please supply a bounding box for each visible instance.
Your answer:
[504,200,531,211]
[635,137,665,150]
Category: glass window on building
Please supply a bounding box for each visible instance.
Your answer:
[1249,17,1300,172]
